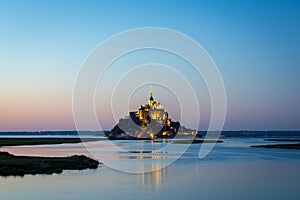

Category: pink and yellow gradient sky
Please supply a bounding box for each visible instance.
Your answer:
[0,0,299,131]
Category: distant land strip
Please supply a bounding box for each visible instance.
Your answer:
[264,139,300,142]
[1,130,300,137]
[251,143,300,150]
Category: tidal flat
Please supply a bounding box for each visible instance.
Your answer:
[0,137,103,147]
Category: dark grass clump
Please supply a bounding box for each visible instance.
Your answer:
[0,152,99,177]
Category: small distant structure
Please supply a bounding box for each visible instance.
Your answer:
[106,86,197,140]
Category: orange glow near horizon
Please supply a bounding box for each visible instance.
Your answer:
[0,87,75,131]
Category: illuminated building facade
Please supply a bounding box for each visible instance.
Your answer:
[129,87,169,127]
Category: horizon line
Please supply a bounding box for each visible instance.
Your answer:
[1,129,300,132]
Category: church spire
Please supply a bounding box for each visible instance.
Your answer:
[149,85,154,104]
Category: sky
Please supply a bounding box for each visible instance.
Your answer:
[0,0,299,131]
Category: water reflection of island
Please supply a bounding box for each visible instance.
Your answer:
[117,149,170,160]
[138,163,167,193]
[106,87,198,140]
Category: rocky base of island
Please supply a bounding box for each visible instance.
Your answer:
[0,152,100,177]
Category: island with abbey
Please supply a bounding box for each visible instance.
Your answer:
[106,87,198,140]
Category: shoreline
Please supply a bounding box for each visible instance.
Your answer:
[0,137,104,147]
[251,143,300,150]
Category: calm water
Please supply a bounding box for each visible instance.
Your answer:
[1,138,300,200]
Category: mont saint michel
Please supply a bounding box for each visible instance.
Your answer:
[106,87,197,140]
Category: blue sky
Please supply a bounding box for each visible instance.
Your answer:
[0,0,299,130]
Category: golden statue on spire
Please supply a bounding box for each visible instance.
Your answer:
[149,85,154,106]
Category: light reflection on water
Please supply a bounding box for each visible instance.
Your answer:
[0,138,300,200]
